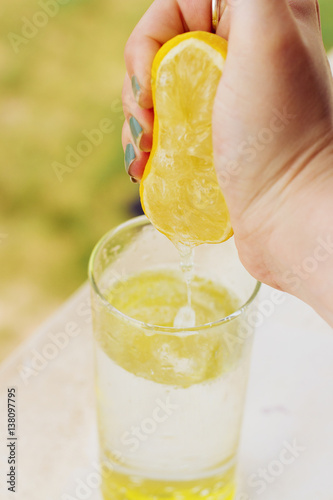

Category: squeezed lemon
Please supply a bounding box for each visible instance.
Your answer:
[140,32,233,247]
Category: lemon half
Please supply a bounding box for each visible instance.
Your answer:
[140,31,233,247]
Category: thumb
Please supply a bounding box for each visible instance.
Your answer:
[219,0,301,104]
[225,0,295,46]
[212,0,303,198]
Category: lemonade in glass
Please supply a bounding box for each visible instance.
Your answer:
[89,216,260,500]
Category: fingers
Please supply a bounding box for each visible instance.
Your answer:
[223,0,325,102]
[124,0,212,109]
[122,74,153,182]
[122,74,154,153]
[122,0,213,181]
[226,0,294,42]
[121,0,322,186]
[223,0,313,92]
[226,0,320,44]
[122,120,150,182]
[213,0,327,185]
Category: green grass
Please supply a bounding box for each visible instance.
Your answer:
[320,0,333,49]
[0,0,151,358]
[0,0,332,360]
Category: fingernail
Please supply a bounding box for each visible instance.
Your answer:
[129,116,143,148]
[130,176,139,184]
[131,76,141,101]
[124,143,136,173]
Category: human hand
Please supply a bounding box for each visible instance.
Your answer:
[121,0,333,324]
[212,0,333,316]
[122,0,215,182]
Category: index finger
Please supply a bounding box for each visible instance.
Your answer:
[124,0,213,109]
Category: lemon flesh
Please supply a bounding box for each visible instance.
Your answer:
[140,32,233,247]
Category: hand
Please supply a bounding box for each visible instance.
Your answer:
[121,0,333,325]
[122,0,215,181]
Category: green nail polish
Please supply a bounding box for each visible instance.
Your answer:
[129,116,143,147]
[131,76,141,100]
[124,143,136,173]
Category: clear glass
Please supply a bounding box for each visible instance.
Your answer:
[88,215,260,500]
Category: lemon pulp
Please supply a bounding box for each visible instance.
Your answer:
[140,32,233,247]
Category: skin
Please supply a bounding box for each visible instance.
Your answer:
[122,0,333,326]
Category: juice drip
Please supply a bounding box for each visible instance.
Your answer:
[173,244,196,328]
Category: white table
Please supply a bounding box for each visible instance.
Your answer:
[0,283,333,500]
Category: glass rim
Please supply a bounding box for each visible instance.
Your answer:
[88,215,261,333]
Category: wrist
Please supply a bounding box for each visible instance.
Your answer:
[277,141,333,325]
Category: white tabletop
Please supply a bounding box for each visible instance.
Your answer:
[0,283,332,500]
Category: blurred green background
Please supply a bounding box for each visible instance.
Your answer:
[0,0,332,361]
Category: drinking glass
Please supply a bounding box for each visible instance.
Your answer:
[88,215,260,500]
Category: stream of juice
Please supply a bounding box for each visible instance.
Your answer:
[94,263,249,500]
[174,245,196,328]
